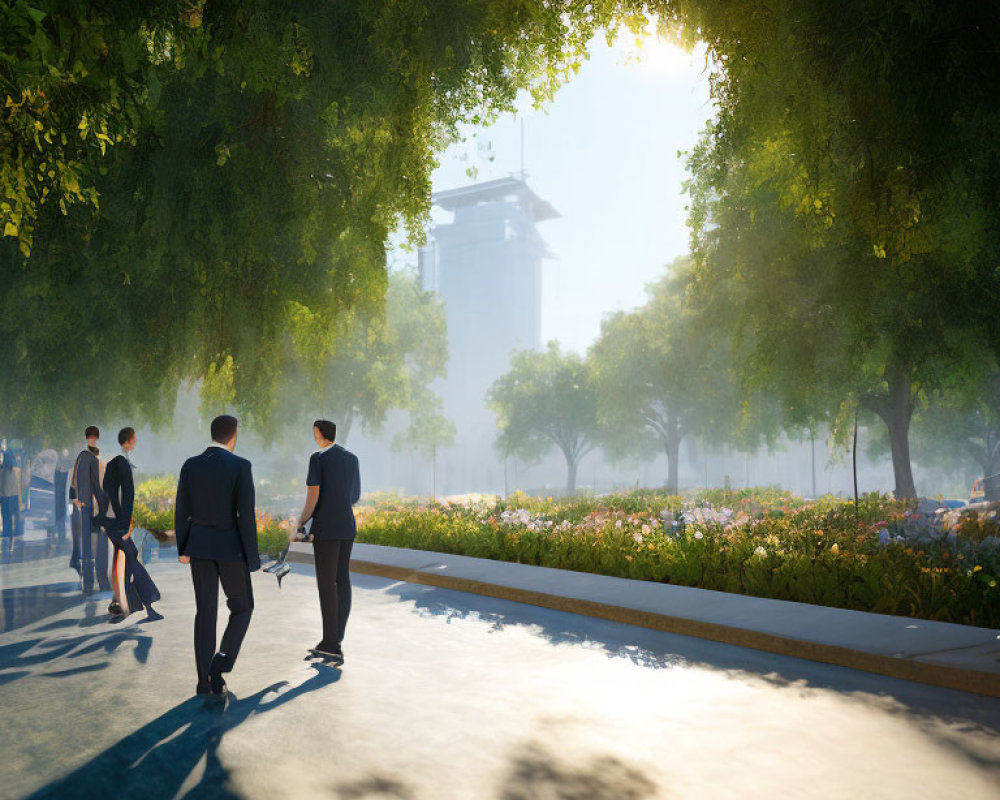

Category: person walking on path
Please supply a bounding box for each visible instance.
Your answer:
[70,427,109,594]
[174,414,260,696]
[54,448,73,528]
[296,419,361,665]
[102,427,162,622]
[0,450,21,540]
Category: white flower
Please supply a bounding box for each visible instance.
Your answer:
[694,530,704,540]
[615,519,623,529]
[754,545,767,558]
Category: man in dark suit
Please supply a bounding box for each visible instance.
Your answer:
[175,414,260,696]
[297,419,360,664]
[70,426,109,594]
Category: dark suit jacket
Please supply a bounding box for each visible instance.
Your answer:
[306,444,361,541]
[174,446,260,571]
[102,455,134,529]
[71,449,108,514]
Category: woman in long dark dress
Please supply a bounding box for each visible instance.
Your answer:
[101,427,161,620]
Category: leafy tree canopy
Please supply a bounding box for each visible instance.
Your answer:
[488,341,599,494]
[0,0,641,442]
[590,256,767,492]
[681,0,1000,498]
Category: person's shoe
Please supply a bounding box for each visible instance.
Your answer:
[81,559,95,595]
[196,680,211,695]
[108,601,123,616]
[207,653,228,695]
[142,606,164,623]
[309,643,344,664]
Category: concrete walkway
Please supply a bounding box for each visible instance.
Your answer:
[1,543,999,799]
[296,542,1000,697]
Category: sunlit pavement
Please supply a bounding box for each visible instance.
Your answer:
[1,536,999,799]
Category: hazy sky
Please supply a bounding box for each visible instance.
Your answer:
[399,33,715,354]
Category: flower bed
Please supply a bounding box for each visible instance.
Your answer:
[133,475,999,627]
[357,490,1000,629]
[132,475,177,540]
[255,509,292,558]
[133,475,293,557]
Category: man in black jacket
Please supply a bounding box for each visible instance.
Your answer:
[102,427,161,621]
[297,419,361,664]
[175,415,260,696]
[71,426,109,594]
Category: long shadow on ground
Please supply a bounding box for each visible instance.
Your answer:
[25,665,341,800]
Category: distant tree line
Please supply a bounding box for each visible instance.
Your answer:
[490,1,1000,499]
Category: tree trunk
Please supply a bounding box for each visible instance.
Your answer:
[885,412,916,499]
[810,430,817,498]
[337,412,354,444]
[664,416,683,495]
[867,369,917,500]
[987,420,1000,476]
[565,456,578,495]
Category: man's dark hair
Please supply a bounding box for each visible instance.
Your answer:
[313,419,336,442]
[84,426,100,439]
[211,415,239,444]
[118,427,136,446]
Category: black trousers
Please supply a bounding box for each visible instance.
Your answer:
[53,469,68,523]
[95,518,110,591]
[313,538,353,647]
[190,558,254,681]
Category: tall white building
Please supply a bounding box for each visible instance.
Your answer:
[419,176,558,492]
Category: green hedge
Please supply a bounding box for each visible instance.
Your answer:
[357,491,1000,628]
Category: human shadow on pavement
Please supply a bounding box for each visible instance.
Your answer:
[1,582,89,633]
[26,664,341,800]
[0,625,154,688]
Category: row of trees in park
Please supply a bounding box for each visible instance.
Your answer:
[491,2,1000,500]
[489,258,760,496]
[491,255,1000,498]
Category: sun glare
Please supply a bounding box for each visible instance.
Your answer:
[623,28,710,79]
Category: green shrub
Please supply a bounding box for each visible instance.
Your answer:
[357,491,1000,628]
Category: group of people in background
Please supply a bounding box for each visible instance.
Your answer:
[4,416,361,697]
[174,415,360,696]
[67,425,162,621]
[0,440,30,539]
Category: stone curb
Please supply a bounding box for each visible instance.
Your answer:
[286,543,1000,698]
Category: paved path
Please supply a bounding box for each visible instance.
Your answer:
[311,542,1000,695]
[1,540,999,799]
